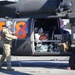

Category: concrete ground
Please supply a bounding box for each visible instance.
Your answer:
[0,55,75,75]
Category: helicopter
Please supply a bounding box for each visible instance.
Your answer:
[0,0,75,69]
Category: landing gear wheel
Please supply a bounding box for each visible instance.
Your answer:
[69,54,75,69]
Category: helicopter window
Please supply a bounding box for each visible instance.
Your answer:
[34,18,60,52]
[34,18,59,38]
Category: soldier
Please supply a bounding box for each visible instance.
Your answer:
[0,19,17,71]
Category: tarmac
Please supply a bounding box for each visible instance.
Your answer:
[0,55,75,75]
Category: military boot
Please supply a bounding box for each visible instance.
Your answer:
[0,67,3,70]
[0,64,4,70]
[7,67,14,71]
[7,63,14,71]
[0,61,3,70]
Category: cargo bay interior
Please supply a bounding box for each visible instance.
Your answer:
[34,18,71,53]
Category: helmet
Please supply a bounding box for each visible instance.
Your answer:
[6,20,13,27]
[38,28,43,34]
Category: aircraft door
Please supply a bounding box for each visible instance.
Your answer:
[11,18,33,55]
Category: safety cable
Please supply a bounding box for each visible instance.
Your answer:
[15,56,69,70]
[14,39,26,70]
[15,56,26,70]
[54,57,69,69]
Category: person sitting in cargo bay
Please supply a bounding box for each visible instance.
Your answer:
[34,27,48,52]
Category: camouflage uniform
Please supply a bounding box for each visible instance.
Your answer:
[0,23,17,70]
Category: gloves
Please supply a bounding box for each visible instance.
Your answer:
[13,36,18,39]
